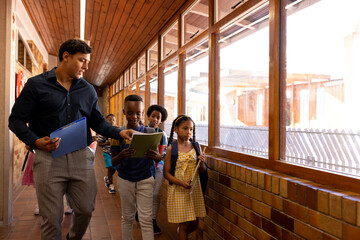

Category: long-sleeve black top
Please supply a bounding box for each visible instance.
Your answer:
[9,67,121,149]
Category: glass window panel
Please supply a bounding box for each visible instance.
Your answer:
[130,63,137,83]
[216,0,249,22]
[139,78,146,103]
[148,42,158,70]
[182,0,209,45]
[115,79,119,93]
[119,75,124,90]
[185,39,209,145]
[124,70,129,87]
[149,72,158,106]
[164,58,178,135]
[219,2,269,157]
[117,92,123,126]
[285,0,360,176]
[162,21,178,60]
[129,84,136,95]
[138,54,146,78]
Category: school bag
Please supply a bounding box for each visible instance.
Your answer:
[170,140,208,195]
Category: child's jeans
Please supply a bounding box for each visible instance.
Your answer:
[152,163,163,219]
[117,176,155,240]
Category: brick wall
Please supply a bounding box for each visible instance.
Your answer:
[158,156,360,239]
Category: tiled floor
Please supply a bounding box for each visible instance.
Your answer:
[0,148,172,240]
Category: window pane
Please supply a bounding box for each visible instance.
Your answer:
[164,59,178,135]
[130,63,136,83]
[285,0,360,176]
[130,84,136,95]
[148,42,158,70]
[185,39,209,145]
[138,54,146,77]
[182,0,209,45]
[219,2,269,157]
[124,70,129,87]
[119,75,123,90]
[216,0,249,22]
[139,78,146,103]
[149,72,158,105]
[162,21,178,60]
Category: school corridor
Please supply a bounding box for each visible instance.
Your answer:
[1,0,360,239]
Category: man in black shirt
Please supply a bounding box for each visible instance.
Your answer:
[9,39,132,240]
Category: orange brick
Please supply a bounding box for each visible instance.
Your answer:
[252,199,271,218]
[294,220,323,240]
[342,196,357,224]
[230,164,236,178]
[265,174,272,192]
[237,216,254,235]
[318,189,329,214]
[329,192,343,219]
[272,175,280,195]
[262,191,283,210]
[288,180,297,202]
[230,223,246,239]
[251,170,258,187]
[218,214,231,231]
[253,227,272,240]
[235,165,242,181]
[283,199,309,223]
[208,170,219,182]
[230,200,245,217]
[224,207,238,224]
[309,210,342,238]
[244,208,262,227]
[245,185,262,201]
[227,162,231,175]
[258,172,265,189]
[230,178,246,194]
[280,178,288,198]
[246,169,252,184]
[240,167,246,182]
[343,223,360,240]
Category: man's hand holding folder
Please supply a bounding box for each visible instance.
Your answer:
[35,136,61,152]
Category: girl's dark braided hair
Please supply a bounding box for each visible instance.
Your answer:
[167,115,196,147]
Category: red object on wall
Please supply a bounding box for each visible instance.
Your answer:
[16,71,26,99]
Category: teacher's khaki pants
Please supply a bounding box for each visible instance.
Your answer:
[33,148,97,240]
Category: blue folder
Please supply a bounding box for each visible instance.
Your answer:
[50,117,87,158]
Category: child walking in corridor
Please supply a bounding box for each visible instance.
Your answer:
[164,115,207,240]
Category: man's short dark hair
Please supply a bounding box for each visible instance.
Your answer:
[124,95,143,103]
[147,105,168,122]
[58,39,92,62]
[106,114,115,118]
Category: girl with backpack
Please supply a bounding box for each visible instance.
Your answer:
[163,115,207,240]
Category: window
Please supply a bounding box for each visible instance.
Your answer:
[162,21,178,60]
[185,39,209,145]
[138,54,146,77]
[17,35,33,73]
[130,84,136,96]
[149,72,158,106]
[164,58,178,135]
[119,75,124,90]
[182,0,209,45]
[218,2,269,156]
[130,63,137,83]
[285,0,360,176]
[216,0,249,22]
[148,42,158,70]
[139,78,146,103]
[115,79,119,93]
[124,70,129,87]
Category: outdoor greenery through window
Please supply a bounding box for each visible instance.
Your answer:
[285,0,360,176]
[219,2,269,156]
[185,39,209,145]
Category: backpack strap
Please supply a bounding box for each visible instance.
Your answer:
[170,141,178,179]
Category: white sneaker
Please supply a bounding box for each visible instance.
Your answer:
[34,204,39,215]
[109,184,116,194]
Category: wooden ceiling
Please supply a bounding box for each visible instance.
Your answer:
[22,0,187,87]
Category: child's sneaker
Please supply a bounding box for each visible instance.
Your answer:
[34,204,39,215]
[108,184,116,194]
[104,176,110,188]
